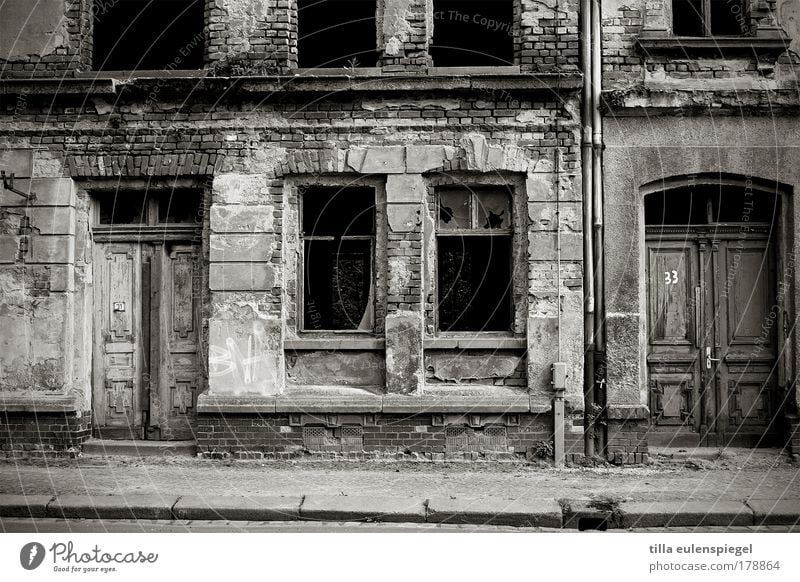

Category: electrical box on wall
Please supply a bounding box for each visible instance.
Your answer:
[551,362,567,392]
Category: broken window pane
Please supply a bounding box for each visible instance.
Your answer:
[439,190,471,229]
[438,236,512,332]
[302,186,375,236]
[476,190,511,230]
[672,0,706,36]
[156,191,203,223]
[431,0,514,66]
[297,0,378,68]
[93,0,204,71]
[98,191,148,224]
[304,239,373,330]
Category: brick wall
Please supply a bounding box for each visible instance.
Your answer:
[0,411,91,457]
[196,412,554,459]
[605,419,649,465]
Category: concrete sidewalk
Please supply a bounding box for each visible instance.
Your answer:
[1,493,798,529]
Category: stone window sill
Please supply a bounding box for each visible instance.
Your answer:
[638,36,790,57]
[284,337,385,351]
[425,336,526,350]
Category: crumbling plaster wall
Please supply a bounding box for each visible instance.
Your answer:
[0,0,91,75]
[0,149,91,411]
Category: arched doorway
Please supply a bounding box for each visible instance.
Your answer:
[644,179,783,447]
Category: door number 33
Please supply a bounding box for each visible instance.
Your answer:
[664,270,679,285]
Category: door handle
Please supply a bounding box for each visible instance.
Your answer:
[705,347,721,369]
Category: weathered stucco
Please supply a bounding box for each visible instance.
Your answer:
[0,0,69,60]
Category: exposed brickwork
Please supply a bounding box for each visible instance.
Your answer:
[206,0,297,74]
[605,419,650,465]
[0,411,92,455]
[519,0,580,72]
[196,413,554,458]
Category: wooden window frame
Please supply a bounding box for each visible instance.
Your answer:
[435,187,514,334]
[298,186,377,334]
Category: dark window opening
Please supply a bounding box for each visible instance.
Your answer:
[302,186,375,331]
[438,237,512,332]
[93,0,204,71]
[644,189,707,225]
[97,189,202,225]
[711,188,778,223]
[431,0,514,66]
[155,191,203,223]
[645,186,778,226]
[98,191,148,224]
[672,0,748,37]
[297,0,378,68]
[437,188,513,332]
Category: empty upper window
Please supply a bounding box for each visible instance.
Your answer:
[673,0,749,36]
[431,0,514,66]
[645,186,778,225]
[302,186,375,331]
[93,0,204,71]
[297,0,378,68]
[97,190,202,225]
[437,188,512,332]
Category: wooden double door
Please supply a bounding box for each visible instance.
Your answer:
[646,228,780,446]
[92,241,202,440]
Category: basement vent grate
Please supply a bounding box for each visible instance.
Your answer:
[303,425,364,453]
[445,425,508,452]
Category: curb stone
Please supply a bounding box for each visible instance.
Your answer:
[0,494,54,518]
[0,495,797,529]
[619,501,754,528]
[48,495,177,520]
[299,495,426,523]
[426,497,562,528]
[746,499,800,526]
[172,495,302,521]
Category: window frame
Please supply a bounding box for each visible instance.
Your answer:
[434,186,515,334]
[298,184,378,334]
[90,181,206,242]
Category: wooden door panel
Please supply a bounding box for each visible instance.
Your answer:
[648,247,695,346]
[725,245,774,350]
[152,244,202,440]
[93,244,143,435]
[647,241,702,434]
[649,373,696,428]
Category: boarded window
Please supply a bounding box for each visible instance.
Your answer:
[297,0,378,68]
[431,0,514,66]
[302,186,375,331]
[437,188,512,332]
[673,0,749,36]
[93,0,204,70]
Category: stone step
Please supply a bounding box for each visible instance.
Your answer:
[81,439,196,457]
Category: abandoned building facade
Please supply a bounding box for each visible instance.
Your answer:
[1,0,799,462]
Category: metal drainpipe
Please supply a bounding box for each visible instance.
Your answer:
[580,0,595,458]
[591,0,606,456]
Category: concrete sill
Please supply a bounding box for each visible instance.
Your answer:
[0,393,81,412]
[425,337,526,350]
[284,338,385,351]
[637,36,790,57]
[0,72,583,98]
